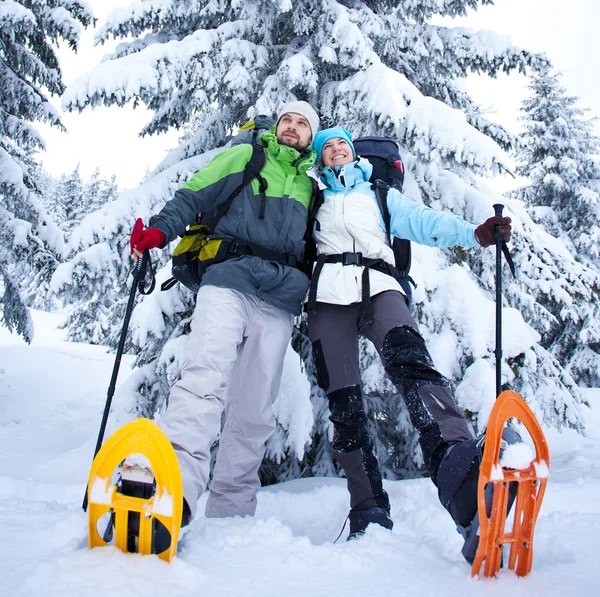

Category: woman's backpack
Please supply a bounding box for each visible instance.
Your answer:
[352,136,405,190]
[352,136,414,302]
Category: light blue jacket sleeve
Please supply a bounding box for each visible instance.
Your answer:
[386,188,478,248]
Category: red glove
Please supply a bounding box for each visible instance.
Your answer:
[129,218,165,254]
[475,216,511,248]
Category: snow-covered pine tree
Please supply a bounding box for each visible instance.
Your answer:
[41,171,65,228]
[95,172,119,208]
[511,64,600,387]
[78,168,120,226]
[59,0,588,484]
[82,168,103,213]
[29,165,121,310]
[0,1,94,337]
[515,64,600,266]
[51,166,120,231]
[60,163,84,231]
[42,164,83,232]
[52,164,120,233]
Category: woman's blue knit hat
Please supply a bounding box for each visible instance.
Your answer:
[312,127,355,164]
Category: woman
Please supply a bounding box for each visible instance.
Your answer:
[307,127,513,545]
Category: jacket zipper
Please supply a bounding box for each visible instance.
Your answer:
[339,167,360,292]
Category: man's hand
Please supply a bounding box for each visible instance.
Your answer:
[129,218,165,259]
[475,216,512,248]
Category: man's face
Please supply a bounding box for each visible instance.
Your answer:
[276,112,312,152]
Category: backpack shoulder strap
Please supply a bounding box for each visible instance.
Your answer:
[210,142,267,223]
[242,142,268,191]
[307,178,323,221]
[373,179,392,245]
[298,178,325,278]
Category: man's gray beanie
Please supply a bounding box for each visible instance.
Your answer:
[277,101,320,139]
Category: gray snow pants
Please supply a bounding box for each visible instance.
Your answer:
[159,285,293,519]
[308,290,473,511]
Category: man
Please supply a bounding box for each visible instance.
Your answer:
[129,101,319,530]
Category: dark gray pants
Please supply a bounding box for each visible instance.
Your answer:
[308,290,473,511]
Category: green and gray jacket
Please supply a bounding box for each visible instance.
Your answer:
[150,129,316,315]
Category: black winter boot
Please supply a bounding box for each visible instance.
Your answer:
[434,426,523,563]
[348,506,394,540]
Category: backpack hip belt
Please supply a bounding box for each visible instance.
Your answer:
[224,238,299,268]
[162,235,301,292]
[305,252,396,325]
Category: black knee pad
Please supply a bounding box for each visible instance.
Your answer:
[328,385,366,427]
[381,325,430,367]
[328,386,370,452]
[382,326,447,387]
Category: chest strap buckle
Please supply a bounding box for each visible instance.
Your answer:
[342,252,363,266]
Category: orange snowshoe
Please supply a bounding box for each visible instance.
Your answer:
[471,390,550,578]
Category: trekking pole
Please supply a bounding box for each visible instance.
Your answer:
[82,249,155,511]
[493,203,505,398]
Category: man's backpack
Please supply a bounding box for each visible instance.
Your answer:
[230,115,276,147]
[304,136,415,311]
[162,115,303,293]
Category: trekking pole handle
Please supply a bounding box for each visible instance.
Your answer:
[133,249,149,281]
[493,204,504,218]
[132,249,155,295]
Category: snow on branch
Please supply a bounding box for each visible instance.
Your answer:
[405,95,507,171]
[151,108,231,175]
[63,21,248,112]
[0,146,28,195]
[0,111,47,151]
[320,60,418,131]
[275,49,318,95]
[95,0,173,44]
[0,0,36,31]
[321,61,506,172]
[435,26,537,76]
[314,0,378,70]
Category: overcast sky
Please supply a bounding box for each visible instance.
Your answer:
[38,0,600,189]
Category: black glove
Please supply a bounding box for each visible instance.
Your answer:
[475,216,511,248]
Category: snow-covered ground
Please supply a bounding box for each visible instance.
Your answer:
[1,310,599,596]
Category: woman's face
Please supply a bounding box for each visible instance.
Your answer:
[321,138,354,168]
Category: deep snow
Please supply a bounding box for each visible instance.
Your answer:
[1,310,599,596]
